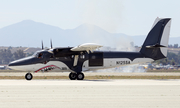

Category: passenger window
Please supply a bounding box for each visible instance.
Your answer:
[91,56,96,59]
[80,55,85,59]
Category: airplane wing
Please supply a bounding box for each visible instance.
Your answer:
[51,43,102,57]
[71,43,102,53]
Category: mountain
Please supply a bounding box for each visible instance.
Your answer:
[0,20,134,51]
[0,20,64,47]
[0,20,179,50]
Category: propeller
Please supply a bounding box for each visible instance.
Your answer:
[48,39,54,54]
[42,40,44,50]
[50,39,53,49]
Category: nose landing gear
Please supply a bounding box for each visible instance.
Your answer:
[69,72,84,80]
[25,73,33,80]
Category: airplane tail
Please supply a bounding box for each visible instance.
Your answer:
[140,18,172,60]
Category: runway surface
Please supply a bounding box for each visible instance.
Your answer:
[0,79,180,108]
[1,72,180,76]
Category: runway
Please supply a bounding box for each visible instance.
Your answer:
[0,79,180,108]
[1,72,180,76]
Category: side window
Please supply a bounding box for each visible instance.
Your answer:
[91,55,96,59]
[80,55,85,59]
[89,53,103,66]
[50,55,54,58]
[38,53,43,58]
[71,55,74,59]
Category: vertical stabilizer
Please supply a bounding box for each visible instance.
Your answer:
[140,18,171,60]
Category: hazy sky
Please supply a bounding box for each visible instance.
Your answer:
[0,0,179,37]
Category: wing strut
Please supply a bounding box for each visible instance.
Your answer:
[73,55,79,66]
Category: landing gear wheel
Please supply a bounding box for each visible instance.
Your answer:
[69,72,77,80]
[25,73,33,80]
[77,73,84,80]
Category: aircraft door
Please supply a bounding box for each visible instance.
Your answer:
[89,52,103,67]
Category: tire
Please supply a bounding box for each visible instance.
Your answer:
[69,73,77,80]
[77,73,84,80]
[25,73,33,80]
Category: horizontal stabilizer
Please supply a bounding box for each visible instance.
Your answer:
[146,43,166,48]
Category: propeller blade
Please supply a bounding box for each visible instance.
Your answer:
[50,39,53,49]
[42,41,44,49]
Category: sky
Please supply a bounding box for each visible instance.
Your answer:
[0,0,179,37]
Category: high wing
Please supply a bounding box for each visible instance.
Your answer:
[71,43,102,53]
[52,43,102,57]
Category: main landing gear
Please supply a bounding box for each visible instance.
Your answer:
[25,73,33,80]
[69,72,84,80]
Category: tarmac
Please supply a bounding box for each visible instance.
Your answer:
[0,79,180,108]
[1,72,180,76]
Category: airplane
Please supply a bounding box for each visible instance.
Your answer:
[8,18,172,80]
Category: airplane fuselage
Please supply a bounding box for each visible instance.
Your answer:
[8,51,153,72]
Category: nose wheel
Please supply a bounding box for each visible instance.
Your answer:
[69,72,84,80]
[25,73,33,80]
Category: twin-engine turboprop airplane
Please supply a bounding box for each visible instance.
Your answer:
[8,18,172,80]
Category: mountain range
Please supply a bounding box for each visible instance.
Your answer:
[0,20,179,50]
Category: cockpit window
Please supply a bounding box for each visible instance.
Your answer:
[33,51,38,57]
[38,53,43,58]
[32,51,43,58]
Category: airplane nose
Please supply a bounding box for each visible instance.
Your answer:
[8,61,25,71]
[8,62,20,70]
[8,62,18,66]
[8,62,17,70]
[8,60,26,70]
[8,60,26,66]
[8,57,34,70]
[8,57,33,67]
